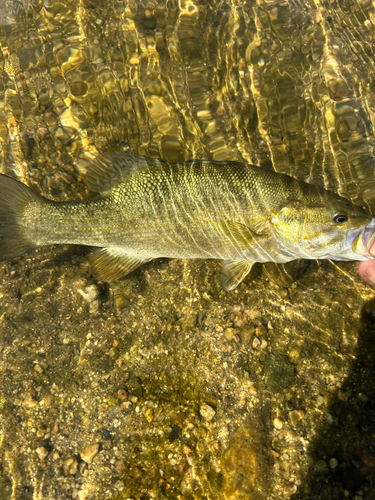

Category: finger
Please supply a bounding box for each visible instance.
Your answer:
[358,260,375,286]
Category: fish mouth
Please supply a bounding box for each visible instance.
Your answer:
[351,219,375,257]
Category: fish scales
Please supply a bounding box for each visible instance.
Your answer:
[28,162,299,259]
[0,152,374,290]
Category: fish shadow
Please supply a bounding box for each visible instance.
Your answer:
[292,298,375,499]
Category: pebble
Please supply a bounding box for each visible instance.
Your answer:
[239,325,255,343]
[80,443,99,463]
[273,418,283,430]
[22,394,38,408]
[358,392,368,402]
[89,299,100,315]
[255,325,267,336]
[315,459,328,474]
[34,364,43,374]
[199,403,216,422]
[337,389,348,402]
[324,393,336,408]
[224,328,236,341]
[36,446,48,460]
[144,407,154,422]
[77,284,99,303]
[285,484,297,495]
[118,389,128,400]
[115,460,125,473]
[316,395,324,407]
[64,458,78,475]
[252,337,261,349]
[288,410,304,425]
[329,457,338,469]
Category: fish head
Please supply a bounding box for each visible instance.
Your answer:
[270,190,375,261]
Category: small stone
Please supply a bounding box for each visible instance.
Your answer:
[224,328,236,341]
[362,454,375,467]
[337,389,348,402]
[315,459,328,474]
[285,484,297,495]
[252,337,261,349]
[107,396,117,406]
[289,348,300,360]
[89,299,100,315]
[273,418,283,430]
[316,395,324,407]
[22,394,38,408]
[64,458,78,475]
[289,410,304,425]
[79,461,87,474]
[118,389,128,400]
[34,364,43,373]
[77,284,99,303]
[80,443,99,463]
[144,407,154,422]
[239,325,255,343]
[255,325,267,336]
[358,392,368,402]
[40,394,52,408]
[329,458,339,469]
[326,413,334,424]
[115,460,125,473]
[36,446,48,460]
[129,395,138,403]
[324,393,336,408]
[199,403,216,422]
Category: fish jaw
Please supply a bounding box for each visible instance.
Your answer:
[348,219,375,260]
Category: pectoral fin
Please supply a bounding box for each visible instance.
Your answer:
[90,248,152,281]
[221,259,254,291]
[225,221,266,250]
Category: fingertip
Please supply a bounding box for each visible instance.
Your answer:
[358,260,375,286]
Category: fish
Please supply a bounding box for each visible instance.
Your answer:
[0,151,375,291]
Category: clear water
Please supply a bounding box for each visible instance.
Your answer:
[0,1,375,499]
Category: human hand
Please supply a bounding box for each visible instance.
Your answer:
[358,242,375,286]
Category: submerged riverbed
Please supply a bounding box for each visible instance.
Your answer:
[1,1,375,499]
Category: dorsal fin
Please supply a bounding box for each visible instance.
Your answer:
[86,152,163,195]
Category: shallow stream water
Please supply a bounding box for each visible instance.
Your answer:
[1,1,375,499]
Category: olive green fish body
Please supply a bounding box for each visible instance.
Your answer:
[31,163,289,260]
[1,153,374,290]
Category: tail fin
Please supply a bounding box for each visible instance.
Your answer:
[0,174,42,261]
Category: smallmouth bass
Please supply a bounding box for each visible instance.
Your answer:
[0,152,374,290]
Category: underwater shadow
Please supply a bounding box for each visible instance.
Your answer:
[293,297,375,499]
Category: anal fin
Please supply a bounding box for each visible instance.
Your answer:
[90,248,152,281]
[221,259,254,291]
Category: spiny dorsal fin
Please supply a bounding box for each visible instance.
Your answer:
[90,247,152,281]
[221,259,254,291]
[86,152,163,195]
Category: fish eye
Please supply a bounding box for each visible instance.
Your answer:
[332,213,348,224]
